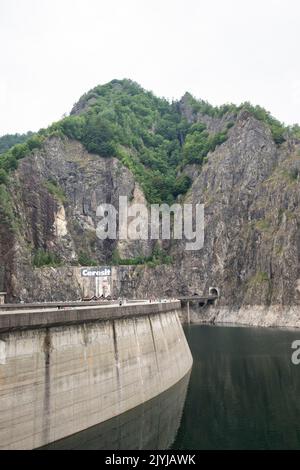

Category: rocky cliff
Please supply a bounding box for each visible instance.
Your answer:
[0,136,152,300]
[1,80,300,326]
[130,110,300,326]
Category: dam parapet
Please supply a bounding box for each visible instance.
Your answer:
[0,301,192,450]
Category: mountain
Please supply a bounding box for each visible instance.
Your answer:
[1,79,300,326]
[0,131,33,155]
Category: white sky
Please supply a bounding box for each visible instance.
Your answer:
[1,0,300,135]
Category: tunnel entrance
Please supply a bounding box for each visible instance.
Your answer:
[209,287,219,298]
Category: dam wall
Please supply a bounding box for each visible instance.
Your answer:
[41,372,191,450]
[0,301,193,450]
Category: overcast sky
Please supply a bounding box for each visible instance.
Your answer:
[1,0,300,135]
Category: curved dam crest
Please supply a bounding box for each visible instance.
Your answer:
[0,301,193,450]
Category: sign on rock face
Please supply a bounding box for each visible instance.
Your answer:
[81,267,111,277]
[80,267,112,298]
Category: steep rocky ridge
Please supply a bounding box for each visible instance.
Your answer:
[127,111,300,325]
[1,81,300,327]
[0,136,153,300]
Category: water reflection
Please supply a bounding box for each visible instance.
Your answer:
[172,325,300,450]
[41,372,191,450]
[41,325,300,450]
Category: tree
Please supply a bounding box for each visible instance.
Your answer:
[0,169,8,185]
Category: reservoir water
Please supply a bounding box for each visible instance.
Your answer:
[42,324,300,450]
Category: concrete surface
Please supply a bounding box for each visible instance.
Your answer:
[0,301,192,449]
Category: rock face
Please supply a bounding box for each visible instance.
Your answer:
[1,137,152,300]
[2,101,300,327]
[130,110,300,313]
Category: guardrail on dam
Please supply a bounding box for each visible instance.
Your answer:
[0,301,193,450]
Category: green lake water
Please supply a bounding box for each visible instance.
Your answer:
[42,324,300,450]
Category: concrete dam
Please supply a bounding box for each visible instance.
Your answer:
[0,301,193,450]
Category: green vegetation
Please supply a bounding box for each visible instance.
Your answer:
[0,133,45,173]
[0,169,8,185]
[57,80,195,203]
[173,174,191,197]
[275,244,284,256]
[255,219,271,232]
[0,79,293,206]
[183,92,238,118]
[0,184,15,227]
[32,249,62,267]
[183,92,287,145]
[51,80,234,203]
[0,132,33,154]
[241,103,286,144]
[288,167,299,181]
[248,271,269,285]
[112,246,173,266]
[182,122,228,165]
[44,179,66,203]
[279,168,300,185]
[290,124,300,139]
[78,252,98,266]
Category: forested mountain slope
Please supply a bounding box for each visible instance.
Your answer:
[1,79,300,326]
